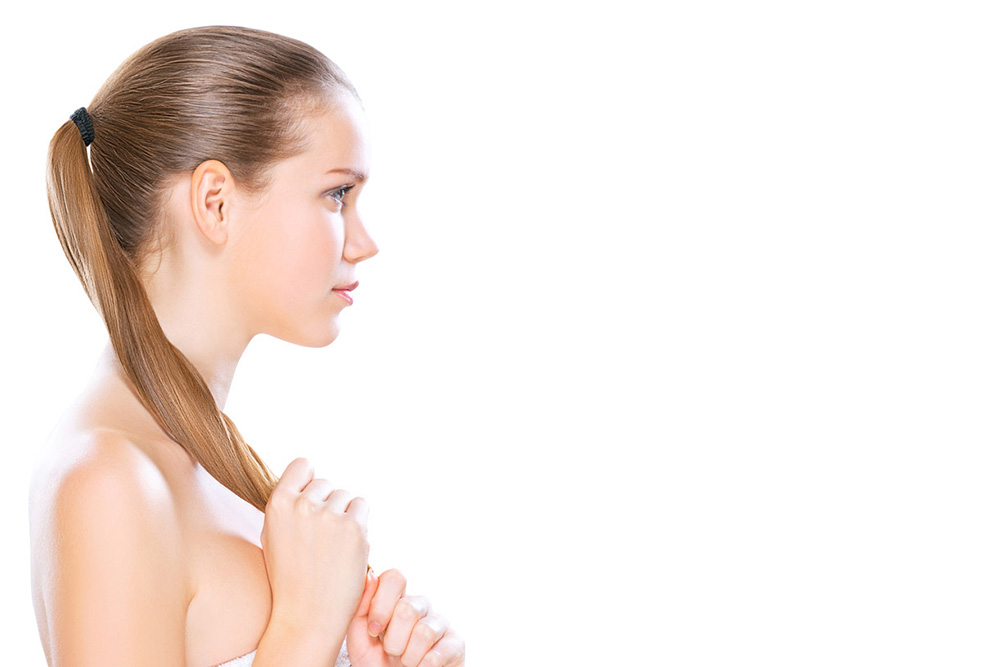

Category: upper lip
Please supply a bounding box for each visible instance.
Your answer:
[334,280,359,291]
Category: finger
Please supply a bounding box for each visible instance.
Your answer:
[367,568,406,638]
[301,478,336,505]
[346,496,369,528]
[382,595,431,657]
[324,488,353,513]
[399,611,449,667]
[416,629,465,667]
[272,457,314,498]
[355,566,379,618]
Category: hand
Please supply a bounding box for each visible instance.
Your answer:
[346,568,465,667]
[261,458,369,638]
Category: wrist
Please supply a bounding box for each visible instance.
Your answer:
[265,610,349,662]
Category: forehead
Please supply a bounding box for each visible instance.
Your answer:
[293,95,370,174]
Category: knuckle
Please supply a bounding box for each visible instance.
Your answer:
[384,568,406,588]
[426,611,448,631]
[287,457,311,475]
[395,597,418,621]
[414,619,438,643]
[339,512,361,532]
[422,649,445,667]
[296,496,322,514]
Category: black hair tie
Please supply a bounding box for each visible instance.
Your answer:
[70,107,95,147]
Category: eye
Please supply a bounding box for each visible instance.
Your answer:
[327,184,356,207]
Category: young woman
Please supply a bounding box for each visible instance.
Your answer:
[29,26,465,667]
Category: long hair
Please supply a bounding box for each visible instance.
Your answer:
[45,26,359,512]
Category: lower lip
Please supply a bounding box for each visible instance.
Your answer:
[332,289,353,304]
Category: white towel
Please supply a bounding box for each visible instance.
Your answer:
[214,638,350,666]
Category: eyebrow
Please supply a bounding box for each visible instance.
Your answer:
[326,167,368,183]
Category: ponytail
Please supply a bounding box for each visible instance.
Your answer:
[46,114,278,512]
[44,26,358,512]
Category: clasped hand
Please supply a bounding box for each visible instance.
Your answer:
[346,567,465,667]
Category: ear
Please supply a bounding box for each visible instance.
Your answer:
[189,159,235,244]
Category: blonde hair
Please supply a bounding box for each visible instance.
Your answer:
[46,26,359,512]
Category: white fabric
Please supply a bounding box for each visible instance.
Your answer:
[214,638,350,666]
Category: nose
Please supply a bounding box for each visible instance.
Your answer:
[343,213,379,263]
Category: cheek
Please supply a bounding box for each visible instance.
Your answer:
[260,208,344,296]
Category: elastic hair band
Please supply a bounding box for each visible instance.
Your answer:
[70,107,94,147]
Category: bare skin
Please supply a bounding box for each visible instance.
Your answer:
[30,350,273,666]
[31,92,465,666]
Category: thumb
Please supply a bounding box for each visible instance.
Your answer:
[355,567,379,618]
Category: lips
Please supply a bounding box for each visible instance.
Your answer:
[332,280,358,305]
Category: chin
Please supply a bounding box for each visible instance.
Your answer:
[270,319,342,348]
[307,324,342,348]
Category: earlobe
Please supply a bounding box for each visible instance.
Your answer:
[190,159,233,245]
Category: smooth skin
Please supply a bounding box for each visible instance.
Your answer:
[30,90,464,666]
[348,568,465,667]
[31,429,192,666]
[261,456,371,657]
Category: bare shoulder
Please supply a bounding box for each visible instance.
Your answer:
[29,428,190,666]
[30,426,184,537]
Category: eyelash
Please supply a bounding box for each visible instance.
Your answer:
[328,184,356,206]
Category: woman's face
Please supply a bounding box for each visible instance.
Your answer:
[232,93,379,347]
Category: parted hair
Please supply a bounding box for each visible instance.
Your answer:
[46,26,360,511]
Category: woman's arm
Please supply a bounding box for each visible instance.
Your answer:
[38,433,188,666]
[252,615,347,667]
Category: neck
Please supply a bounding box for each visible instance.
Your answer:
[94,337,238,414]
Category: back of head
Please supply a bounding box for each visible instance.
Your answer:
[46,26,359,510]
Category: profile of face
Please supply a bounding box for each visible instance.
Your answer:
[218,92,379,348]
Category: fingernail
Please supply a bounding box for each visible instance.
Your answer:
[368,621,381,637]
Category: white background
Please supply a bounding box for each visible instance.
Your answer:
[2,1,998,665]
